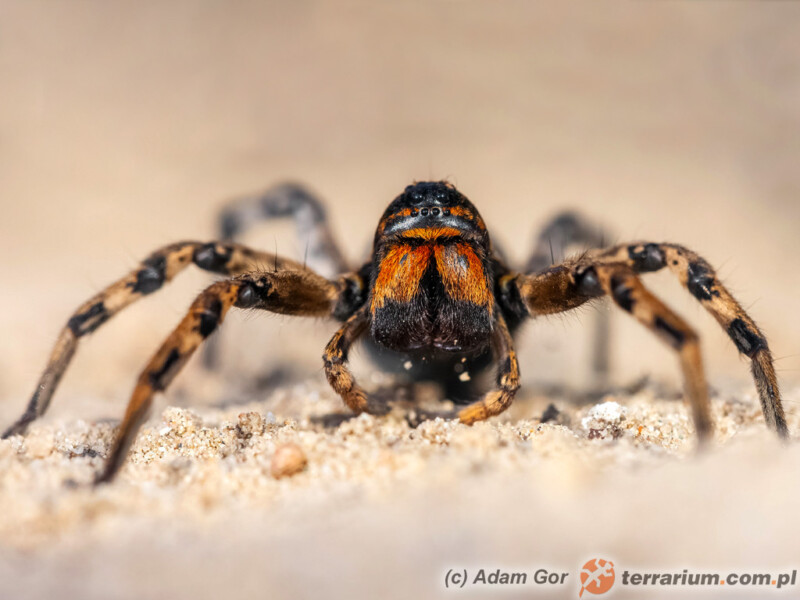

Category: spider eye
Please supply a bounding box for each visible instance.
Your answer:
[405,190,425,205]
[421,208,429,216]
[431,208,440,216]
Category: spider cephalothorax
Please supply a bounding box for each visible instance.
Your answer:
[3,180,789,483]
[370,182,493,355]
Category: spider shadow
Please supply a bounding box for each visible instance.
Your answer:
[203,364,678,431]
[309,382,419,429]
[530,375,657,405]
[205,365,425,429]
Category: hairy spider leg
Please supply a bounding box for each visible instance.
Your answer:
[456,312,521,424]
[96,267,341,483]
[526,211,613,386]
[2,241,307,439]
[499,241,787,439]
[202,182,350,369]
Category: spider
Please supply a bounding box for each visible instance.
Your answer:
[2,181,788,483]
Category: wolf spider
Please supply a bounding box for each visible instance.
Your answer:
[2,181,788,483]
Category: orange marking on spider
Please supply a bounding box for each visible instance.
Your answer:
[399,227,463,240]
[370,244,432,310]
[434,243,492,308]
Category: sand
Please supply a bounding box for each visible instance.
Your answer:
[1,376,799,600]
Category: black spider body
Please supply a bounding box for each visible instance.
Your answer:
[363,182,500,397]
[4,180,788,483]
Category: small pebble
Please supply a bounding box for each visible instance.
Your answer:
[270,443,308,479]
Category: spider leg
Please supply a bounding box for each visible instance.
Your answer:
[591,242,788,437]
[499,241,788,439]
[526,211,607,273]
[218,182,348,277]
[323,307,370,413]
[595,265,712,439]
[2,241,306,439]
[457,312,521,424]
[96,268,341,483]
[202,183,349,370]
[506,263,713,437]
[527,211,612,385]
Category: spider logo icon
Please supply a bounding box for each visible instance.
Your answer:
[579,559,615,598]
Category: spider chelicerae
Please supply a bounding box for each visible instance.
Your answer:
[2,181,788,483]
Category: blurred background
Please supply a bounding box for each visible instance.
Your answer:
[2,1,800,421]
[2,3,800,599]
